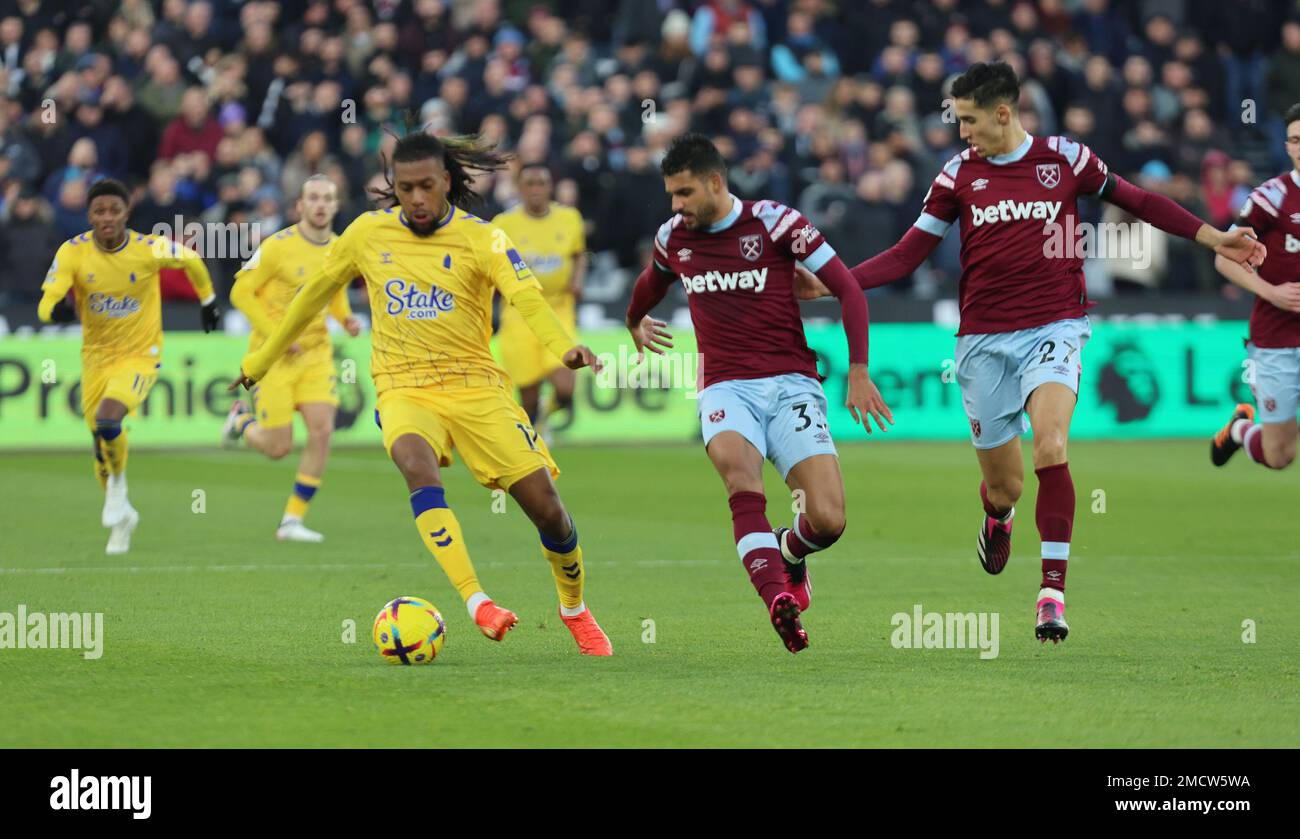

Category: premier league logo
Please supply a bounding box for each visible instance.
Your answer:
[1036,163,1061,189]
[739,234,763,262]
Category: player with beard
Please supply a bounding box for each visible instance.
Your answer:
[626,134,892,654]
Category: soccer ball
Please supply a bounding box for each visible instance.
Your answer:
[373,596,446,665]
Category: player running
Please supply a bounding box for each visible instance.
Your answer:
[626,134,892,654]
[798,62,1265,642]
[1211,102,1300,471]
[37,178,221,555]
[222,175,364,543]
[229,129,613,655]
[493,164,587,438]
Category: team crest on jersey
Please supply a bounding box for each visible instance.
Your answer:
[969,418,982,438]
[1266,398,1277,413]
[1036,163,1061,189]
[739,234,763,262]
[384,279,454,320]
[709,409,725,423]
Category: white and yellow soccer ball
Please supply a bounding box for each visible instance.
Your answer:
[373,596,446,664]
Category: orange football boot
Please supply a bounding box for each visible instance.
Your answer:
[560,607,613,656]
[474,599,518,641]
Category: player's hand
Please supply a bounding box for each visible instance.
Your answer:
[201,299,221,333]
[1264,281,1300,314]
[343,316,362,337]
[49,299,77,324]
[846,364,894,433]
[793,264,832,300]
[286,342,301,355]
[1215,227,1266,269]
[227,369,257,393]
[627,315,673,362]
[562,344,604,373]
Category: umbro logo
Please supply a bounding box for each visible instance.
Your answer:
[677,248,692,261]
[1291,213,1300,225]
[972,178,990,191]
[1045,570,1062,580]
[748,557,767,572]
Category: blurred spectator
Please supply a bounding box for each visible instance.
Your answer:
[0,182,61,304]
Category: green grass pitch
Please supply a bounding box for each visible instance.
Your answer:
[0,440,1296,747]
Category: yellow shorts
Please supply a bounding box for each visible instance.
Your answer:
[498,298,575,388]
[250,356,339,429]
[375,385,559,491]
[81,356,159,428]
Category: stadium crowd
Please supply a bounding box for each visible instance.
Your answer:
[0,0,1297,309]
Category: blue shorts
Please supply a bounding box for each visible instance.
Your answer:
[697,373,837,478]
[1247,342,1300,423]
[955,316,1092,449]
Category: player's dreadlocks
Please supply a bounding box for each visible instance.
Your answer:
[370,111,513,210]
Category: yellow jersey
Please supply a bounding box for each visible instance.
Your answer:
[492,202,585,305]
[242,205,578,394]
[38,230,215,364]
[230,224,353,366]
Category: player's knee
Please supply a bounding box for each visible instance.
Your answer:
[390,449,437,486]
[804,502,845,539]
[533,498,571,542]
[1268,444,1296,469]
[307,425,332,449]
[266,439,292,460]
[1032,433,1068,467]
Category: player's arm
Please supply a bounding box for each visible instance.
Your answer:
[1098,174,1266,267]
[814,254,893,432]
[327,284,362,336]
[37,243,78,324]
[228,245,279,337]
[795,197,947,300]
[153,238,221,332]
[569,209,588,299]
[230,230,358,389]
[1214,202,1300,312]
[624,260,676,360]
[489,227,603,372]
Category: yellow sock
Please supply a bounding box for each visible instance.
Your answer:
[284,472,320,520]
[90,432,109,491]
[541,519,584,610]
[95,420,128,476]
[410,486,482,603]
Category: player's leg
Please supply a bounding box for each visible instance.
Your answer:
[1019,317,1091,643]
[276,401,335,542]
[544,365,576,425]
[445,386,609,653]
[507,466,611,655]
[379,391,516,641]
[1214,345,1300,469]
[517,382,542,424]
[94,359,156,554]
[769,375,844,612]
[701,378,808,652]
[223,375,293,460]
[958,334,1025,575]
[389,433,516,641]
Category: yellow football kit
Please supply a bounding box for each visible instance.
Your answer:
[37,230,214,488]
[38,230,214,426]
[492,202,585,387]
[241,204,577,491]
[230,224,353,429]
